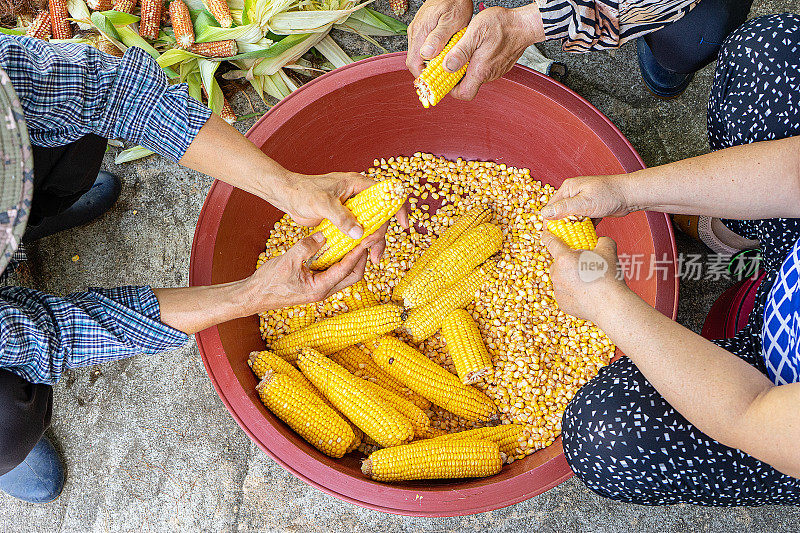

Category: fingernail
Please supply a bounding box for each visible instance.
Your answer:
[541,206,554,218]
[348,226,364,240]
[445,58,458,72]
[312,232,324,243]
[420,45,434,58]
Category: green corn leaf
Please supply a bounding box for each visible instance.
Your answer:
[0,27,25,36]
[179,58,199,83]
[335,7,406,36]
[267,1,371,35]
[242,0,255,24]
[250,32,325,75]
[196,22,262,43]
[98,9,140,26]
[198,59,224,114]
[157,48,204,68]
[116,26,179,78]
[90,11,123,42]
[187,72,203,103]
[115,146,155,164]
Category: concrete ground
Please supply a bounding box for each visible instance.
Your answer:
[3,1,800,531]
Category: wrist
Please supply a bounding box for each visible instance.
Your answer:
[512,3,545,44]
[590,278,635,325]
[612,172,650,213]
[232,277,270,318]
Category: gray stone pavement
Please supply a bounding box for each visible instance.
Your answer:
[2,1,800,531]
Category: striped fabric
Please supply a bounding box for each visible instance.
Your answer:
[539,0,700,52]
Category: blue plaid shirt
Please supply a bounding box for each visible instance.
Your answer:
[0,36,207,384]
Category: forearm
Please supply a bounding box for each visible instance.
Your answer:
[179,114,294,205]
[153,279,260,335]
[618,136,800,219]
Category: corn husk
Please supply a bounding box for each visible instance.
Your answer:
[334,6,406,36]
[267,1,371,35]
[314,34,353,69]
[115,146,155,164]
[67,0,93,30]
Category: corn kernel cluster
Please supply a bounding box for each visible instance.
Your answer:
[257,153,615,459]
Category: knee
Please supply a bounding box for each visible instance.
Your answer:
[0,372,51,475]
[717,14,800,69]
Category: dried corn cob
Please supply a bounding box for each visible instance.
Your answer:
[415,424,525,458]
[87,0,113,9]
[112,0,137,14]
[389,0,407,16]
[341,279,379,311]
[414,28,468,108]
[546,216,598,250]
[169,0,194,49]
[203,0,232,28]
[139,0,163,40]
[311,179,407,270]
[402,222,503,309]
[97,36,123,57]
[256,371,354,458]
[271,303,404,361]
[25,11,51,40]
[404,261,495,342]
[393,205,491,302]
[219,97,236,124]
[297,348,414,448]
[442,309,493,384]
[49,0,72,39]
[329,345,431,410]
[368,336,498,422]
[189,40,238,58]
[362,439,502,481]
[360,380,431,438]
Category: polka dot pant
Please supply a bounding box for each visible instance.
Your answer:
[562,14,800,506]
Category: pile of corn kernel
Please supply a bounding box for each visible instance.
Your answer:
[256,153,615,459]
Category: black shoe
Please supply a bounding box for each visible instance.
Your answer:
[23,171,122,242]
[0,435,65,503]
[636,38,694,99]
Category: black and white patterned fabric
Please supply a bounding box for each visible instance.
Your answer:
[562,13,800,506]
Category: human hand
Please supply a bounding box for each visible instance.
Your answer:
[406,0,474,78]
[441,4,545,101]
[541,175,633,221]
[244,233,370,313]
[273,171,410,265]
[541,231,628,321]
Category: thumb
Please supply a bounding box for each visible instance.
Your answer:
[541,229,571,258]
[443,26,479,73]
[286,232,326,265]
[541,195,589,220]
[323,199,364,240]
[594,236,618,260]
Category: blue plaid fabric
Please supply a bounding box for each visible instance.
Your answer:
[0,285,188,385]
[0,35,212,162]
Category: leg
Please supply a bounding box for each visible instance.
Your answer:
[0,368,52,475]
[562,357,800,505]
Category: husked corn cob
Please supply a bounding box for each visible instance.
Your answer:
[297,349,414,448]
[341,279,379,311]
[139,0,163,40]
[271,303,404,361]
[360,380,431,438]
[369,336,498,422]
[403,222,502,309]
[169,0,194,49]
[546,216,598,250]
[204,0,232,28]
[87,0,113,9]
[393,205,491,302]
[404,261,495,342]
[330,345,431,410]
[362,439,502,481]
[48,0,71,39]
[25,11,51,40]
[415,424,525,458]
[389,0,407,15]
[248,350,313,386]
[414,28,468,109]
[190,40,238,58]
[256,371,354,458]
[112,0,137,14]
[97,36,123,57]
[442,309,493,384]
[311,179,407,270]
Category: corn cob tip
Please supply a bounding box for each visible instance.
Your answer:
[361,458,373,477]
[255,370,274,392]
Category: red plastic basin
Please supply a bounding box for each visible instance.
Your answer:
[189,52,678,516]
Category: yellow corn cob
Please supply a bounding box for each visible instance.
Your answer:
[297,349,414,448]
[341,279,379,312]
[546,216,598,250]
[271,303,404,361]
[329,345,431,410]
[25,11,51,40]
[402,223,502,309]
[87,0,113,9]
[49,0,71,39]
[360,380,431,439]
[404,261,495,342]
[414,28,468,109]
[362,439,502,482]
[169,0,194,49]
[189,39,238,58]
[97,36,123,57]
[393,205,492,303]
[414,424,525,458]
[248,350,313,386]
[368,336,498,423]
[256,371,354,458]
[442,309,493,384]
[112,0,137,14]
[139,0,162,40]
[203,0,232,28]
[310,179,407,270]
